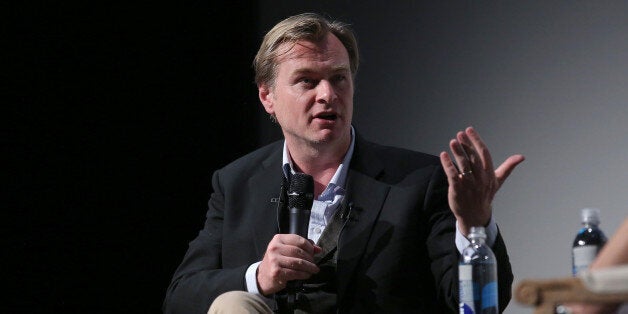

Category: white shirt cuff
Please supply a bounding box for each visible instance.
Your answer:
[245,262,277,310]
[455,216,498,254]
[245,261,263,294]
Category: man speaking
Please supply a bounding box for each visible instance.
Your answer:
[164,12,524,313]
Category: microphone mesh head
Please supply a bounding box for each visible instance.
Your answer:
[288,173,314,209]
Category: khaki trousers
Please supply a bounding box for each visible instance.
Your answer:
[208,291,273,314]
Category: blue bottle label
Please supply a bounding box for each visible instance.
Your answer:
[481,281,498,310]
[460,303,475,314]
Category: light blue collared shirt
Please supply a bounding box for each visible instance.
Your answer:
[281,127,355,244]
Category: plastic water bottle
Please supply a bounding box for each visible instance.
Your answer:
[459,226,498,314]
[572,208,607,276]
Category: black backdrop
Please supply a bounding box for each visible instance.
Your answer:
[8,2,264,312]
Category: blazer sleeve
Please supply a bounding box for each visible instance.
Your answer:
[163,169,249,314]
[424,166,513,313]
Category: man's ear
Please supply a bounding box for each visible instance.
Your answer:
[258,84,274,115]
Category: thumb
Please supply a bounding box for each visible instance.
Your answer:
[313,244,323,254]
[495,154,525,187]
[308,239,323,254]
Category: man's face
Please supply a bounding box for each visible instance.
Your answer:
[259,33,354,148]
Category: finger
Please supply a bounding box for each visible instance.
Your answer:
[281,234,316,251]
[273,235,320,264]
[276,258,319,282]
[440,151,462,183]
[465,127,495,173]
[449,137,472,174]
[293,235,321,258]
[312,244,323,255]
[494,154,525,187]
[264,254,319,280]
[307,239,323,254]
[283,245,318,263]
[282,256,320,275]
[456,131,482,176]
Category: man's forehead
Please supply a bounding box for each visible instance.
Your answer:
[275,34,349,64]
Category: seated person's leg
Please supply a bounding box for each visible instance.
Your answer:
[208,291,272,314]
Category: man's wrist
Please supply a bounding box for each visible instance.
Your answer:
[455,216,498,253]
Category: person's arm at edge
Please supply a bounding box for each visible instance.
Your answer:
[591,217,628,269]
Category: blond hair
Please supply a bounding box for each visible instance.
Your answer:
[253,13,359,87]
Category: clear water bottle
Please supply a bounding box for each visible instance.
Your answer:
[572,208,607,276]
[459,226,499,314]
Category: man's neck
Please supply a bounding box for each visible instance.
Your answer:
[285,136,350,196]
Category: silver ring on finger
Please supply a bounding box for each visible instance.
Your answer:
[460,170,473,177]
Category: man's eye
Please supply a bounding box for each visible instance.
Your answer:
[299,78,316,87]
[332,75,347,83]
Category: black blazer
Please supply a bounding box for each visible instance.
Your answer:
[163,134,513,313]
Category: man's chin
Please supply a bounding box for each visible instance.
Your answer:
[309,129,349,146]
[309,129,337,143]
[284,127,349,147]
[308,137,332,145]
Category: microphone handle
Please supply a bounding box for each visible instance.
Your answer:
[288,207,310,238]
[285,206,310,312]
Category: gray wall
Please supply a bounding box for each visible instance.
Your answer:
[259,2,628,313]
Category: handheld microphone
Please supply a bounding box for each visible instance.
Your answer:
[287,173,314,238]
[284,173,314,312]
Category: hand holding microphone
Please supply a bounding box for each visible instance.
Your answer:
[256,173,321,296]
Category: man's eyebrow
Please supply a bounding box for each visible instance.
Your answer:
[330,65,351,73]
[291,65,351,76]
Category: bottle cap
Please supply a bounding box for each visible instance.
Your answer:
[468,226,487,239]
[581,208,601,225]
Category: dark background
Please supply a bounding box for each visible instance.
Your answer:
[8,2,266,312]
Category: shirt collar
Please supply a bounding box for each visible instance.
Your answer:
[282,126,355,197]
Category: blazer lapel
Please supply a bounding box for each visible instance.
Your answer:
[336,168,391,301]
[334,133,393,301]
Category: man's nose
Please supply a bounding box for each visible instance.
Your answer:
[315,80,337,104]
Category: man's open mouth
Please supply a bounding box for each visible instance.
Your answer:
[316,113,337,121]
